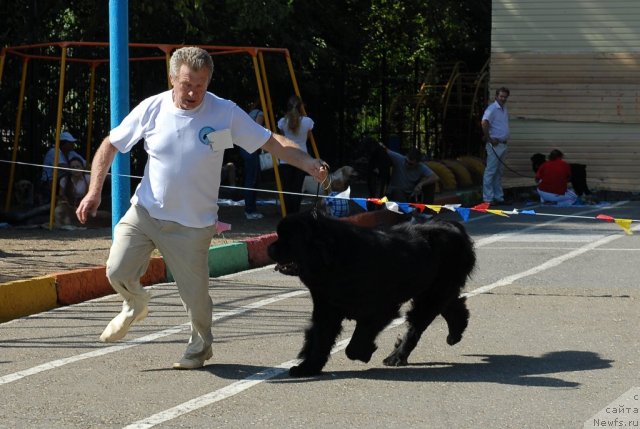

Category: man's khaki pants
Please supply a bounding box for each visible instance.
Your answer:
[106,205,216,359]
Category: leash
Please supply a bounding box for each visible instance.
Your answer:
[312,162,332,218]
[488,142,534,179]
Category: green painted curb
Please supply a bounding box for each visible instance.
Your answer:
[166,242,250,281]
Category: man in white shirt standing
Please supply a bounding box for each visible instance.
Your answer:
[481,87,510,204]
[76,47,329,370]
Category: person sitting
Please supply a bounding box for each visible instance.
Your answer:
[38,131,85,204]
[535,149,577,206]
[58,156,90,206]
[384,147,439,204]
[55,156,109,228]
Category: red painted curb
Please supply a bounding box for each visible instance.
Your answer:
[242,233,277,268]
[54,257,166,306]
[140,257,166,286]
[54,266,112,306]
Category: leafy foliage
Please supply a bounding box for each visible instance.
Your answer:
[1,0,490,171]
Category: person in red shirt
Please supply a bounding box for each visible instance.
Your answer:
[535,149,577,206]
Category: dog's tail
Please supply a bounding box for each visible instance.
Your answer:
[431,221,477,280]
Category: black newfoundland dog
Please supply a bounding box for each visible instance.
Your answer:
[267,211,476,377]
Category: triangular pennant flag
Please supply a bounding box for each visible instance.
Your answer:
[614,218,633,235]
[426,205,443,213]
[473,202,490,211]
[503,208,520,215]
[456,207,470,222]
[486,209,509,217]
[397,203,413,213]
[379,196,389,204]
[335,186,351,200]
[215,221,232,235]
[443,204,461,212]
[352,198,369,211]
[596,214,615,222]
[520,210,536,215]
[409,203,426,212]
[385,201,403,214]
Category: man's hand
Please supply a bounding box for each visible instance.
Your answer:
[309,158,330,183]
[76,193,102,224]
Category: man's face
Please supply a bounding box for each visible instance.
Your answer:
[60,141,74,154]
[496,91,509,107]
[170,64,210,110]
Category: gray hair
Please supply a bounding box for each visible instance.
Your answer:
[169,47,213,82]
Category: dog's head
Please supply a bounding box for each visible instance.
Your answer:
[268,211,338,267]
[531,153,546,173]
[329,166,357,193]
[14,179,35,207]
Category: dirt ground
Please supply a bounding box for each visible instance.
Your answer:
[0,203,284,284]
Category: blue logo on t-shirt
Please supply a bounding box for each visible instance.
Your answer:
[199,126,215,145]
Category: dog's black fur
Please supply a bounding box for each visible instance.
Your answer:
[267,210,476,377]
[531,152,591,197]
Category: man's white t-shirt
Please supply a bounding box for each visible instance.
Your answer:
[482,101,510,141]
[109,90,271,228]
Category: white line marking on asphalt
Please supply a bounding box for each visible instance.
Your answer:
[122,318,407,429]
[1,201,634,424]
[120,205,637,428]
[0,289,307,386]
[464,229,637,298]
[472,202,628,248]
[481,246,640,251]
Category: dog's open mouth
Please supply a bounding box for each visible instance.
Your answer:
[274,262,299,276]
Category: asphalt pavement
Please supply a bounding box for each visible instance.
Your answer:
[1,201,639,429]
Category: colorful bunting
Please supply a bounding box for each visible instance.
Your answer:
[456,207,471,222]
[325,191,636,235]
[614,218,633,235]
[486,209,509,217]
[596,214,615,222]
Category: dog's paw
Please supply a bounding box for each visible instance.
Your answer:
[345,342,377,363]
[446,333,462,346]
[382,353,408,367]
[289,364,322,378]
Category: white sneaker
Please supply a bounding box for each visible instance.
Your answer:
[99,306,148,342]
[172,347,214,370]
[245,212,264,220]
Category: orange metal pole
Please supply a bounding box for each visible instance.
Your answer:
[48,47,68,229]
[253,53,286,217]
[257,52,277,131]
[86,62,97,164]
[284,54,320,159]
[258,52,287,217]
[4,58,29,212]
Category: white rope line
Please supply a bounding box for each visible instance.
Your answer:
[0,158,334,200]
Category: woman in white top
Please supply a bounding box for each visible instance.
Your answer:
[59,156,90,206]
[277,95,315,213]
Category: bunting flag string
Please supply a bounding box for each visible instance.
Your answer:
[1,158,636,235]
[328,187,638,235]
